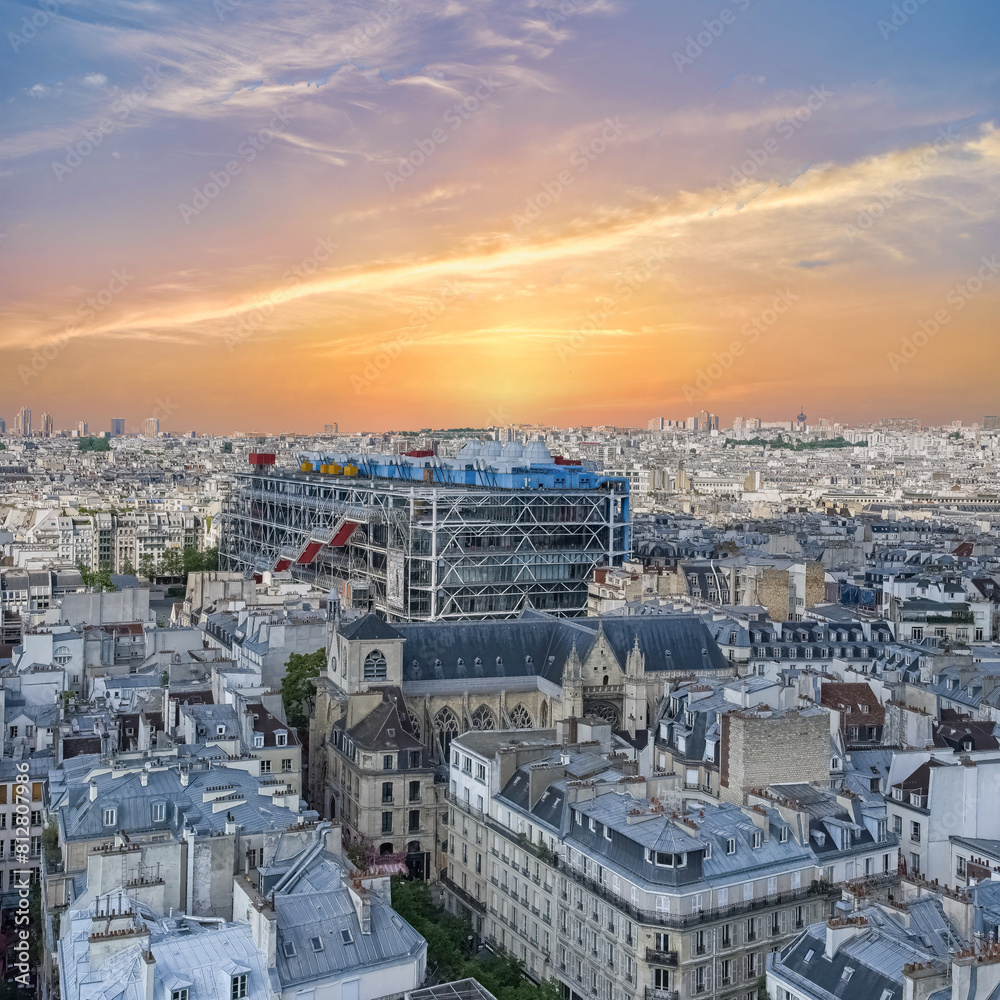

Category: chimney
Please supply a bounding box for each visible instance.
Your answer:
[825,917,864,959]
[141,949,155,1000]
[89,780,98,801]
[179,767,189,787]
[140,771,148,787]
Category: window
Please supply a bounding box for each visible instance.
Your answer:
[779,826,788,843]
[276,732,287,746]
[152,803,165,822]
[253,733,264,749]
[409,750,421,768]
[382,781,393,804]
[409,810,420,832]
[382,811,393,833]
[726,838,736,855]
[282,758,293,771]
[231,974,248,1000]
[341,929,354,944]
[911,821,920,843]
[383,754,394,770]
[103,807,117,827]
[752,831,762,849]
[476,762,487,782]
[363,650,388,680]
[310,936,324,952]
[893,815,902,835]
[260,759,271,774]
[171,991,189,1000]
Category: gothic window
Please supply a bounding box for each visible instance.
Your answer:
[407,711,422,742]
[363,649,388,680]
[508,704,532,729]
[540,702,548,727]
[471,705,498,730]
[588,702,620,730]
[434,707,461,758]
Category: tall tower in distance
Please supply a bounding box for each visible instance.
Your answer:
[111,418,125,437]
[41,412,54,437]
[15,407,31,437]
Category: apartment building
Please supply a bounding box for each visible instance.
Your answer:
[0,758,47,901]
[444,722,853,1000]
[326,687,440,879]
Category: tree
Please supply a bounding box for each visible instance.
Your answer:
[281,648,324,730]
[76,561,116,592]
[120,558,136,577]
[159,547,184,579]
[137,552,158,581]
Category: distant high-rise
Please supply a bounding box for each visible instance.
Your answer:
[14,407,31,437]
[143,417,159,436]
[77,420,88,437]
[984,415,1000,430]
[111,418,125,437]
[323,423,338,434]
[647,417,665,431]
[41,412,54,437]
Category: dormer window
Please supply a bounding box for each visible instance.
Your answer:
[275,731,287,746]
[253,733,264,749]
[216,724,226,736]
[103,807,117,827]
[779,826,788,843]
[752,831,762,849]
[726,838,736,855]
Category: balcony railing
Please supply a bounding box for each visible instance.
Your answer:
[645,948,678,967]
[561,863,837,930]
[644,989,679,1000]
[440,873,486,914]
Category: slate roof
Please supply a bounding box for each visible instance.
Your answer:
[334,688,421,751]
[391,610,728,683]
[263,847,425,990]
[59,760,306,842]
[58,896,272,1000]
[339,614,404,642]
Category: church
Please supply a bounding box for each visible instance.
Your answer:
[308,604,734,836]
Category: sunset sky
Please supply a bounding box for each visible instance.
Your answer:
[2,0,998,433]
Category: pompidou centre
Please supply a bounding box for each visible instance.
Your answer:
[221,441,630,621]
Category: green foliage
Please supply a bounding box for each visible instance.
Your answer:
[390,876,561,1000]
[77,562,116,592]
[158,547,184,579]
[78,436,110,452]
[137,552,157,580]
[281,648,324,730]
[184,546,218,574]
[728,434,866,450]
[222,441,233,453]
[756,974,768,999]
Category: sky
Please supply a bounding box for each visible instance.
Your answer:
[1,0,998,434]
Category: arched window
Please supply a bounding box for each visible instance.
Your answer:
[540,702,548,727]
[602,674,609,686]
[363,649,387,680]
[508,704,532,729]
[434,707,460,757]
[407,711,422,742]
[588,702,620,730]
[471,705,497,730]
[53,646,72,666]
[379,842,395,855]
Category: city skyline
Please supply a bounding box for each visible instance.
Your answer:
[2,403,998,438]
[2,0,998,431]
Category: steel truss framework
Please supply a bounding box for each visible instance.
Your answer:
[221,469,629,621]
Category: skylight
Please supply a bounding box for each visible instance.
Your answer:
[311,936,325,952]
[340,929,354,945]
